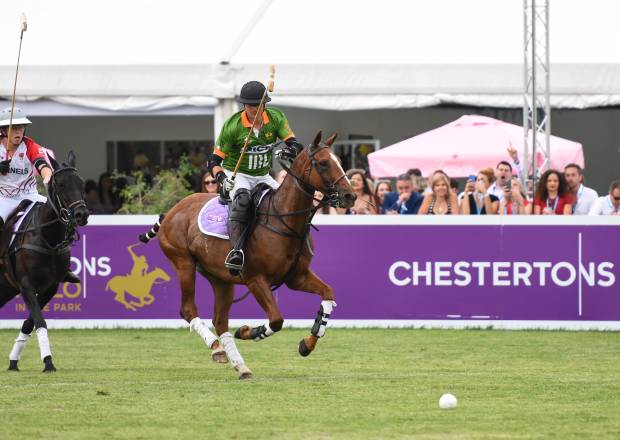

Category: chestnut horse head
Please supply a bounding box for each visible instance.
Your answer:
[286,131,356,210]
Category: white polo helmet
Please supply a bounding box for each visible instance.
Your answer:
[0,107,32,127]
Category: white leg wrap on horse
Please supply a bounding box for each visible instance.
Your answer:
[35,327,52,361]
[189,318,218,349]
[312,300,337,338]
[264,322,275,337]
[9,332,31,361]
[219,332,245,368]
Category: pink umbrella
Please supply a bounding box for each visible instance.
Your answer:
[368,115,584,178]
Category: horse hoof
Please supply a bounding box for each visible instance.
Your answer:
[7,360,19,372]
[298,339,312,357]
[211,348,229,364]
[235,364,253,380]
[43,356,56,373]
[42,365,57,373]
[234,325,251,340]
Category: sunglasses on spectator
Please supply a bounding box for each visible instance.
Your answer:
[204,180,217,185]
[614,196,620,201]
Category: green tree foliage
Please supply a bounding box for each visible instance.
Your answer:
[115,156,196,214]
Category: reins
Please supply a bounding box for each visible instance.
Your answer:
[11,167,84,254]
[232,143,345,303]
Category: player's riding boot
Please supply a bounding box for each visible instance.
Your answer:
[62,271,81,284]
[224,189,251,276]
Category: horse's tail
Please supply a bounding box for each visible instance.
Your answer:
[139,214,165,244]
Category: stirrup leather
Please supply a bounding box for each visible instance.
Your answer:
[224,249,245,271]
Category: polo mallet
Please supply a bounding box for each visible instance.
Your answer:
[231,64,275,179]
[5,14,28,160]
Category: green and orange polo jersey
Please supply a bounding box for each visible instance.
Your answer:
[214,107,294,176]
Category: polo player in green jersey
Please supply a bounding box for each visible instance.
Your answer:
[207,81,304,275]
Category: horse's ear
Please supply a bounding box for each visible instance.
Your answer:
[47,153,60,171]
[67,151,76,168]
[312,130,323,148]
[325,133,338,147]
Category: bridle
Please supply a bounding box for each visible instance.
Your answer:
[47,167,87,227]
[279,143,348,209]
[12,166,86,253]
[233,143,350,304]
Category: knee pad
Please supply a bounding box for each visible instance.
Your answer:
[230,189,251,221]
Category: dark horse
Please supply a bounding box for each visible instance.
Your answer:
[140,132,355,379]
[0,152,89,372]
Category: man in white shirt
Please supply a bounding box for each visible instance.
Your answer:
[488,160,519,201]
[564,163,598,215]
[588,181,620,215]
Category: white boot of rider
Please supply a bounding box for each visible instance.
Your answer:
[9,332,30,361]
[35,327,52,360]
[189,317,218,349]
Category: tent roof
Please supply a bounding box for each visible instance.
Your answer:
[367,115,584,178]
[1,0,619,111]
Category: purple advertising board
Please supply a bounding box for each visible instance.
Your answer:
[1,216,618,329]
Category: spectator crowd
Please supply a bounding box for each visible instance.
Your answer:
[306,147,620,217]
[86,148,620,217]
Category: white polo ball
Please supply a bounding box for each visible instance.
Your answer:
[439,393,457,410]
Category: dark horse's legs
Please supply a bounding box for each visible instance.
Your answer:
[17,278,57,372]
[8,284,58,372]
[234,276,284,342]
[286,269,336,357]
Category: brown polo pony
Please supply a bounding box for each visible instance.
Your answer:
[140,131,355,379]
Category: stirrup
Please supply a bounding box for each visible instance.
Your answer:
[224,249,244,275]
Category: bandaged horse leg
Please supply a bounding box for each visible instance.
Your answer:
[235,277,284,342]
[285,269,336,357]
[190,317,227,363]
[211,280,251,379]
[8,332,30,371]
[8,281,60,371]
[18,283,56,372]
[174,256,225,362]
[224,188,252,275]
[7,316,35,371]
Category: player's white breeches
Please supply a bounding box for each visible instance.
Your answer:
[224,170,279,200]
[0,193,47,222]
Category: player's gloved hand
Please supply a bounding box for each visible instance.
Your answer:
[0,159,10,175]
[222,177,234,193]
[215,171,234,191]
[277,145,298,161]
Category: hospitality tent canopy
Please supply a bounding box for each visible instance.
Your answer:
[367,115,584,178]
[1,0,620,115]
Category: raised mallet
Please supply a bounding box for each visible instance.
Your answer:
[5,13,28,160]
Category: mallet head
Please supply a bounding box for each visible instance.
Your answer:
[268,64,275,92]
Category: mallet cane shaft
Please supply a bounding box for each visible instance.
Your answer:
[5,14,28,160]
[231,64,275,179]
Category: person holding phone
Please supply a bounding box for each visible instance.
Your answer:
[499,177,531,215]
[460,168,499,215]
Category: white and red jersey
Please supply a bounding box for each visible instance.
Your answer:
[0,136,48,198]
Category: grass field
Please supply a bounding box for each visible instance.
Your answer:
[0,328,618,440]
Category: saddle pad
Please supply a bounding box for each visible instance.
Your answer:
[9,202,36,246]
[197,189,271,240]
[197,197,230,239]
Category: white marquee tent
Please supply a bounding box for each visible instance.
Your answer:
[2,0,620,124]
